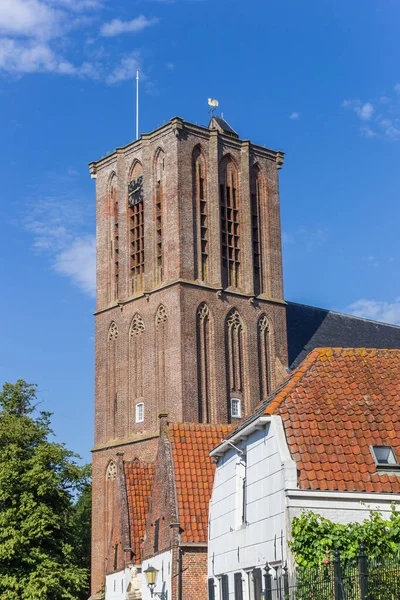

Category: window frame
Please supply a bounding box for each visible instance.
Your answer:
[231,397,241,419]
[370,445,400,469]
[135,402,144,423]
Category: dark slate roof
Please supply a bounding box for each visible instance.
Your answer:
[208,116,238,137]
[286,301,400,370]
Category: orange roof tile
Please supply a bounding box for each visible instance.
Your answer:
[125,459,154,563]
[169,423,234,543]
[265,348,400,493]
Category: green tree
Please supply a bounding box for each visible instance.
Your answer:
[290,506,400,567]
[0,380,90,600]
[71,477,92,599]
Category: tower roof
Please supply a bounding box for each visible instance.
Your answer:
[208,115,239,138]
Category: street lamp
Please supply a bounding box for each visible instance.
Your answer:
[143,565,168,599]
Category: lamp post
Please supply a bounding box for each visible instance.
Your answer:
[143,565,168,599]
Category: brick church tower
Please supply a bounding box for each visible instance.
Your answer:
[89,115,288,596]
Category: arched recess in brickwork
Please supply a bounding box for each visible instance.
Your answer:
[225,308,247,421]
[258,313,275,401]
[219,155,241,289]
[128,160,144,295]
[155,304,168,415]
[107,321,119,440]
[108,172,118,302]
[154,148,165,284]
[196,302,215,423]
[192,145,208,282]
[250,164,266,296]
[105,460,117,564]
[129,313,145,426]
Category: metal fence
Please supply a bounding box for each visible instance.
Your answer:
[263,545,400,600]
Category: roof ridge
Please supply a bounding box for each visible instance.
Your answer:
[264,348,321,415]
[286,301,400,330]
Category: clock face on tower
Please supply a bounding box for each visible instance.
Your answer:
[128,175,143,207]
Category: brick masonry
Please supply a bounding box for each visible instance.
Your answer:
[89,117,288,596]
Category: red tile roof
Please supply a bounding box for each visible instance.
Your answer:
[125,459,154,562]
[169,423,234,543]
[263,348,400,493]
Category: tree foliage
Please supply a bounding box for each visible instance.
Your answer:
[0,380,91,600]
[290,506,400,567]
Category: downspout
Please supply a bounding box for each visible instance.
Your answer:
[178,546,183,600]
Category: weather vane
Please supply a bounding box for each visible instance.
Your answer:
[208,98,219,118]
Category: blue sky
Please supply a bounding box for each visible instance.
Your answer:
[0,0,399,462]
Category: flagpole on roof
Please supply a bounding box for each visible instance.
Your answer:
[136,70,139,140]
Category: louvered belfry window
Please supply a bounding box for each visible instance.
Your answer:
[220,158,240,288]
[250,165,263,296]
[155,150,165,284]
[193,146,208,281]
[128,162,144,294]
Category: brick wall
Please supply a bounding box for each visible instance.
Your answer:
[90,117,288,596]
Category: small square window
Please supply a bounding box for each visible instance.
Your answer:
[371,445,398,466]
[231,398,241,419]
[135,402,144,423]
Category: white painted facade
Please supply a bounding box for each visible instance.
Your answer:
[208,415,400,598]
[141,549,172,600]
[105,568,134,600]
[104,550,172,600]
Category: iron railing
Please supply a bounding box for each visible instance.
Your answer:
[263,545,400,600]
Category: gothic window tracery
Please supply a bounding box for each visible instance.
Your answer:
[250,165,264,296]
[107,322,119,439]
[258,314,273,399]
[154,149,165,284]
[129,314,145,422]
[193,146,208,281]
[196,303,213,423]
[155,305,168,413]
[220,157,240,288]
[106,460,117,480]
[128,161,144,294]
[225,309,246,421]
[108,174,118,301]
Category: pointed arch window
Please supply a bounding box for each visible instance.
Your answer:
[197,303,213,423]
[250,166,263,296]
[154,150,165,284]
[107,322,119,440]
[225,309,245,421]
[109,175,118,301]
[258,315,272,399]
[105,460,117,562]
[220,158,240,288]
[129,313,145,426]
[193,146,208,281]
[128,161,144,294]
[155,305,168,413]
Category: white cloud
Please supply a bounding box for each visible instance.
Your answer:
[394,83,400,94]
[342,93,400,141]
[0,0,153,87]
[101,15,158,37]
[0,0,59,39]
[22,182,95,296]
[106,51,141,84]
[355,102,374,121]
[289,112,300,120]
[54,236,96,296]
[166,62,175,71]
[346,298,400,326]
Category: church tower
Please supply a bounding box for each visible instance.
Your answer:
[89,116,288,596]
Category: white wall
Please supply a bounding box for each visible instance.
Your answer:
[208,420,289,598]
[105,568,132,600]
[287,489,400,523]
[141,550,173,600]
